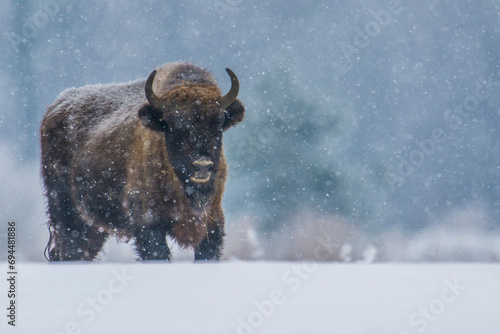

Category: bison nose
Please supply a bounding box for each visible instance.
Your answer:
[191,159,214,183]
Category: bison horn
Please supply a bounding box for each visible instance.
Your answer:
[219,68,239,109]
[145,70,167,110]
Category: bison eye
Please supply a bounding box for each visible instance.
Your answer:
[212,114,225,129]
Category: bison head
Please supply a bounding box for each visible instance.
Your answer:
[138,67,244,210]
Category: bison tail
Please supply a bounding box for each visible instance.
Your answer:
[44,223,55,261]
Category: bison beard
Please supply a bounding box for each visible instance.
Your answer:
[186,183,213,211]
[40,62,244,261]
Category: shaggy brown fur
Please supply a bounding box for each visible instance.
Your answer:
[41,62,244,261]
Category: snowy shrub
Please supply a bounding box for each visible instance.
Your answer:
[223,215,265,260]
[379,205,500,262]
[270,210,377,262]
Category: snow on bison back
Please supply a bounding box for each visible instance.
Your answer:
[40,62,245,261]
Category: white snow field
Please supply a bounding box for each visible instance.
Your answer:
[2,262,499,334]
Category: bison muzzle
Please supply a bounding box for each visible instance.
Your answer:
[41,62,245,261]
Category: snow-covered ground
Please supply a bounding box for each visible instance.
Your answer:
[2,261,499,334]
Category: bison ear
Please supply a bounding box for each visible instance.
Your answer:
[223,99,245,131]
[138,105,167,131]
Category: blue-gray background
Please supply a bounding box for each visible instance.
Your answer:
[1,0,499,261]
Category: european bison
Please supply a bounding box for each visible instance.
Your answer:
[41,62,245,261]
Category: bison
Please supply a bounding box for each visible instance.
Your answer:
[41,62,245,261]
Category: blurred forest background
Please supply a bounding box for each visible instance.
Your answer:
[0,0,499,261]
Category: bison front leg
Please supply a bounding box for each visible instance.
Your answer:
[134,227,171,261]
[194,225,225,261]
